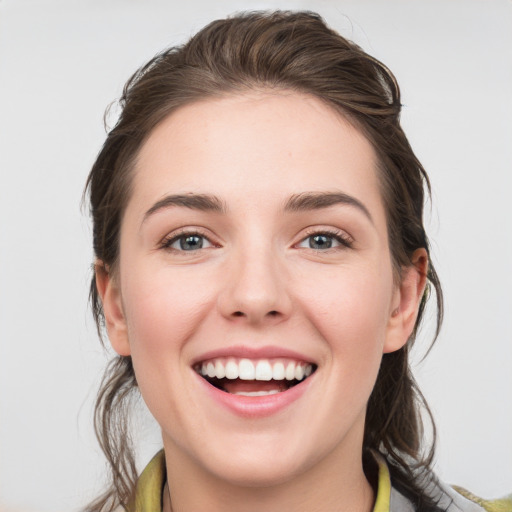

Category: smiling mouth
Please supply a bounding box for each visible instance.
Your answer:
[194,357,317,396]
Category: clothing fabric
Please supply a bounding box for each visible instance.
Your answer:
[124,450,512,512]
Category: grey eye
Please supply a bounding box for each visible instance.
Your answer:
[170,234,212,251]
[297,232,351,251]
[308,234,333,250]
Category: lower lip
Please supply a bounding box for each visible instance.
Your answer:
[194,372,314,418]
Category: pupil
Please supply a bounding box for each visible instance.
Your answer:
[180,235,203,250]
[310,234,332,249]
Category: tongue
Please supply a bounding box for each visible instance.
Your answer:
[222,379,289,394]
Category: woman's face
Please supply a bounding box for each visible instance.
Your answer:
[99,91,423,487]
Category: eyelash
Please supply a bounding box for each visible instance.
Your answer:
[160,228,215,253]
[159,228,354,253]
[297,228,354,251]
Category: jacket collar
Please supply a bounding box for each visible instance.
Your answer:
[127,450,394,512]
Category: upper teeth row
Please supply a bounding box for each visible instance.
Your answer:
[198,358,313,381]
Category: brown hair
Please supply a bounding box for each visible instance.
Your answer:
[84,11,443,511]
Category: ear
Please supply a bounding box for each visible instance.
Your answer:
[95,261,131,356]
[383,248,428,354]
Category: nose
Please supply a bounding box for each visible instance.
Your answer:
[217,245,292,325]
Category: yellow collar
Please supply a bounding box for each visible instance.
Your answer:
[127,450,392,512]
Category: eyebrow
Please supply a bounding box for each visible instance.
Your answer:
[143,193,226,222]
[284,191,373,223]
[142,190,373,224]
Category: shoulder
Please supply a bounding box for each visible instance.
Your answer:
[391,478,512,512]
[390,480,512,512]
[451,486,512,512]
[374,453,511,512]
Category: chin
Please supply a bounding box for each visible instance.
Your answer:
[204,454,309,489]
[188,426,334,489]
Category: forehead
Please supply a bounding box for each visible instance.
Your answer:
[132,91,384,218]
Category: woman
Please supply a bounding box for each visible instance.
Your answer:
[84,11,510,512]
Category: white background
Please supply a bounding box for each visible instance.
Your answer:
[0,1,511,510]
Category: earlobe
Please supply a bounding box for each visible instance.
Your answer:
[95,261,131,356]
[383,249,428,354]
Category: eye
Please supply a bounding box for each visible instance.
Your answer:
[162,232,213,252]
[297,230,353,250]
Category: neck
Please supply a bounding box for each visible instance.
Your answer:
[162,435,375,512]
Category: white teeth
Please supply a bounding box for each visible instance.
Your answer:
[225,360,239,380]
[214,360,225,379]
[206,362,216,378]
[234,390,280,396]
[285,362,296,381]
[272,362,285,380]
[239,359,255,380]
[255,360,273,381]
[198,358,314,382]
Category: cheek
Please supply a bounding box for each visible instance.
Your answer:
[119,264,217,422]
[121,264,215,361]
[298,261,393,360]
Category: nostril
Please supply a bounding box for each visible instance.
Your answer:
[231,310,279,319]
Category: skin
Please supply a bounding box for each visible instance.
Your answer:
[97,91,427,512]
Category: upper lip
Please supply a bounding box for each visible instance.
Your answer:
[191,345,317,366]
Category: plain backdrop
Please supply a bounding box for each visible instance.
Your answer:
[0,1,511,510]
